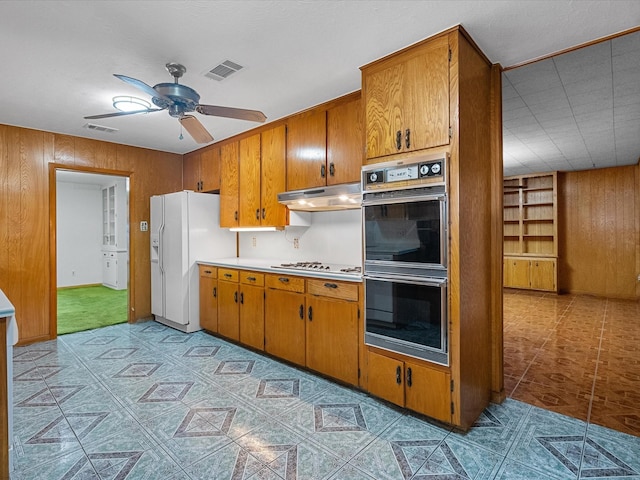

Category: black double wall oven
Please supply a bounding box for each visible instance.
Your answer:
[362,154,449,365]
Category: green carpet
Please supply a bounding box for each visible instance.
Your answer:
[57,285,128,335]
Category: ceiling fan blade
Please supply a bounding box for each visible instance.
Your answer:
[196,104,267,123]
[114,74,172,102]
[179,115,214,144]
[84,108,164,120]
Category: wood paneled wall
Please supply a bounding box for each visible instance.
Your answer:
[0,125,183,345]
[558,164,639,300]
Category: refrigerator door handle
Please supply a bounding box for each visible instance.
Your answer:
[159,223,165,276]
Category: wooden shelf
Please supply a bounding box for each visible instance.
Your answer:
[524,202,554,207]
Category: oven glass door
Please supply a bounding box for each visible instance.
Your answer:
[363,194,446,275]
[365,275,448,365]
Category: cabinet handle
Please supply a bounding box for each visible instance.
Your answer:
[406,367,413,387]
[240,292,244,304]
[199,181,203,191]
[405,128,411,149]
[329,162,335,177]
[324,282,338,289]
[396,130,402,150]
[234,211,238,221]
[234,291,238,303]
[262,208,266,219]
[278,277,290,283]
[320,164,326,178]
[247,276,256,282]
[204,269,212,274]
[299,304,304,319]
[256,208,260,220]
[396,366,402,384]
[212,287,217,298]
[308,306,313,321]
[224,273,232,278]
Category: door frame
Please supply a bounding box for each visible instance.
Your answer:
[48,163,135,338]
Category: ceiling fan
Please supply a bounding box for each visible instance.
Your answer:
[85,62,267,144]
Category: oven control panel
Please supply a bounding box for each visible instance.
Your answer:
[362,155,446,191]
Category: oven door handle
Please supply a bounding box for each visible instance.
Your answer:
[364,274,447,288]
[362,193,446,206]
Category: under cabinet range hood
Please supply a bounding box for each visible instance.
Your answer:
[277,183,361,211]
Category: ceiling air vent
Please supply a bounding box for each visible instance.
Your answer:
[204,60,244,81]
[83,123,118,134]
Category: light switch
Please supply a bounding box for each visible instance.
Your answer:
[140,221,148,232]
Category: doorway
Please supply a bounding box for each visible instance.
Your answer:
[54,168,131,335]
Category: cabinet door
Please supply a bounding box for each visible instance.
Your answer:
[404,36,450,153]
[218,280,239,340]
[199,275,218,332]
[261,125,287,227]
[366,350,404,407]
[504,258,530,289]
[265,289,306,366]
[363,61,404,159]
[306,296,359,385]
[404,362,451,423]
[239,133,262,227]
[220,141,239,228]
[286,110,327,191]
[530,258,556,291]
[327,97,363,185]
[183,152,201,191]
[200,147,221,192]
[239,284,265,351]
[363,35,450,159]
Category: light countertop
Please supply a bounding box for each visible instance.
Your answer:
[1,288,18,346]
[197,257,362,283]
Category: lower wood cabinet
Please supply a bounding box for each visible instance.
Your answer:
[367,350,451,423]
[217,268,240,340]
[238,271,265,351]
[504,256,557,292]
[305,279,359,385]
[264,274,307,365]
[199,267,363,388]
[199,265,218,332]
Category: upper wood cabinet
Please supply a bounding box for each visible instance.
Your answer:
[326,96,363,186]
[183,147,221,192]
[238,133,262,226]
[362,35,450,159]
[287,94,363,191]
[260,125,288,227]
[233,127,288,228]
[219,141,240,228]
[286,110,327,191]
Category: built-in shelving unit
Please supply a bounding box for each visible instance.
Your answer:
[101,179,128,290]
[503,172,558,292]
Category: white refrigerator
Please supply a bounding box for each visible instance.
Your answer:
[150,191,235,333]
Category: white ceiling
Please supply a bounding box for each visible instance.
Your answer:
[503,30,640,176]
[1,1,639,176]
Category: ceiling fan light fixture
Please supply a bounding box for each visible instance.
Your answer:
[112,96,151,113]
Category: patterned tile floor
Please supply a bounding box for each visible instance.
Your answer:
[504,290,640,437]
[10,319,640,479]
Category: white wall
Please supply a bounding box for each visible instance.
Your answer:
[238,209,362,265]
[56,182,103,287]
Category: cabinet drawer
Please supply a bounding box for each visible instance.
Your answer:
[307,279,358,301]
[199,265,217,279]
[265,274,305,293]
[240,271,265,286]
[218,268,239,282]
